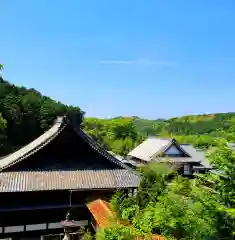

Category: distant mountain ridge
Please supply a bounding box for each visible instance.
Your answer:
[109,112,235,137]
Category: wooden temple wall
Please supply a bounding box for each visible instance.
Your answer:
[0,189,117,238]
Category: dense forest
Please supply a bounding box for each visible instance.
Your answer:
[1,76,235,157]
[0,77,83,155]
[83,113,235,155]
[96,142,235,239]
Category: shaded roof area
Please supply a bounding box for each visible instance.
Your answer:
[87,199,164,240]
[0,115,131,171]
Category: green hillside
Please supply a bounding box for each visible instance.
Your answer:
[132,113,235,137]
[1,77,235,156]
[0,77,83,155]
[133,117,166,136]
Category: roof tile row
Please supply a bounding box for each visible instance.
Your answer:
[0,170,139,192]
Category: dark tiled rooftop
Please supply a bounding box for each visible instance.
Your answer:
[0,170,139,192]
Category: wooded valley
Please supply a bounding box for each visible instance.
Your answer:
[1,76,235,157]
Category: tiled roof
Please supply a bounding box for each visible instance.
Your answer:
[127,137,211,169]
[0,170,139,192]
[128,137,172,162]
[87,199,165,240]
[180,144,212,168]
[87,199,116,228]
[0,115,135,173]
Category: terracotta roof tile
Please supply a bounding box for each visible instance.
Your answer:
[87,199,116,228]
[87,199,165,240]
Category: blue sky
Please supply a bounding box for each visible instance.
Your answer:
[1,0,235,119]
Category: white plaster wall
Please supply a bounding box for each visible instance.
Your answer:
[48,222,62,229]
[3,220,89,233]
[26,224,47,231]
[5,225,24,233]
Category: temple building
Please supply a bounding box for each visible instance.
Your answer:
[124,137,212,175]
[0,114,139,239]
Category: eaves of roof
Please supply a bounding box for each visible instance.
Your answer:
[0,114,138,176]
[0,170,139,192]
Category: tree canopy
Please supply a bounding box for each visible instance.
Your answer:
[105,144,235,239]
[0,77,83,155]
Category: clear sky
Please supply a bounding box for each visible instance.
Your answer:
[1,0,235,119]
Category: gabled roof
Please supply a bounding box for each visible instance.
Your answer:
[0,114,131,172]
[127,137,212,169]
[0,113,140,192]
[127,137,189,162]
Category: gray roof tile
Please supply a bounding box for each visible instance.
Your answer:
[0,170,139,192]
[180,144,211,168]
[128,137,171,161]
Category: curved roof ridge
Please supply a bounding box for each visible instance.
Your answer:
[0,116,65,171]
[71,125,139,176]
[0,114,139,176]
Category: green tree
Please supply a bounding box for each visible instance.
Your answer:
[136,163,175,209]
[96,225,137,240]
[206,140,235,238]
[83,118,141,156]
[0,78,83,156]
[109,158,235,240]
[0,113,7,130]
[83,230,93,240]
[0,113,7,152]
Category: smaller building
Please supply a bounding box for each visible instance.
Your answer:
[87,199,116,231]
[86,199,164,240]
[125,137,212,175]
